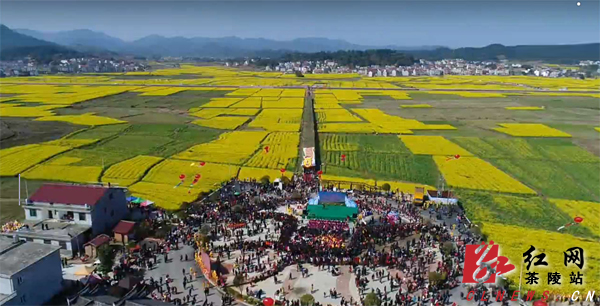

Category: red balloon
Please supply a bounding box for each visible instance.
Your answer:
[341,154,346,158]
[574,216,583,223]
[264,146,270,153]
[317,170,323,175]
[263,298,275,306]
[455,154,461,159]
[533,301,548,306]
[280,168,286,173]
[199,161,206,166]
[195,174,201,179]
[179,174,186,180]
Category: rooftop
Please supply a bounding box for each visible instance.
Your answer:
[84,234,111,247]
[0,237,60,278]
[113,220,136,235]
[28,183,109,206]
[0,219,90,241]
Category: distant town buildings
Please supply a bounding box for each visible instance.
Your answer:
[261,59,600,78]
[0,237,63,306]
[0,58,148,77]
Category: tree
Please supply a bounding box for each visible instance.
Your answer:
[442,241,454,256]
[295,70,305,77]
[233,273,245,292]
[260,176,271,186]
[97,245,116,274]
[364,292,381,306]
[381,183,391,192]
[300,294,315,306]
[428,271,447,286]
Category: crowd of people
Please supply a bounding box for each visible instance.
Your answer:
[132,172,600,306]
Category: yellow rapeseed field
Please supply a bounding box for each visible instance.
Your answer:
[230,97,262,108]
[353,109,455,132]
[481,222,600,295]
[505,106,545,110]
[245,132,299,169]
[102,155,164,186]
[192,116,250,130]
[0,145,72,176]
[262,97,304,109]
[316,109,362,122]
[189,108,259,118]
[0,105,65,117]
[173,131,267,164]
[35,113,127,126]
[399,136,473,156]
[201,97,245,108]
[433,156,536,194]
[550,199,600,236]
[248,109,302,132]
[493,123,572,137]
[238,167,293,181]
[23,165,103,183]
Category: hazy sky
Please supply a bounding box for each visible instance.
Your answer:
[1,0,599,47]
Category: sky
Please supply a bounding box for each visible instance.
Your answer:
[1,0,599,48]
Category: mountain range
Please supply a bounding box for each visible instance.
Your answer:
[2,24,599,63]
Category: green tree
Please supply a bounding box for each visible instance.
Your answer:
[364,292,381,306]
[260,176,271,185]
[381,183,391,192]
[300,294,315,306]
[97,245,116,274]
[233,273,245,292]
[428,271,447,286]
[442,241,454,256]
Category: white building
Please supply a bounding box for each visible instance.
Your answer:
[1,184,128,256]
[23,184,128,236]
[0,237,63,305]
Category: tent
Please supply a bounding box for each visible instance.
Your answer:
[140,200,154,207]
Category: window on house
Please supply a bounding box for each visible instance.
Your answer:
[26,238,33,242]
[109,193,114,200]
[104,207,107,213]
[17,277,23,284]
[20,295,26,303]
[43,239,51,244]
[79,213,86,221]
[29,209,37,217]
[48,211,53,219]
[110,210,114,217]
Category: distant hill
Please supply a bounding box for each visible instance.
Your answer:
[1,24,56,49]
[6,26,599,62]
[409,43,600,63]
[0,25,83,62]
[14,28,441,57]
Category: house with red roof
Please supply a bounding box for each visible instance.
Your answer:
[23,183,128,237]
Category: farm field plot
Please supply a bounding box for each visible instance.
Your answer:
[172,131,267,164]
[433,156,536,194]
[244,132,300,170]
[457,191,597,238]
[319,134,439,185]
[550,199,600,236]
[480,222,600,295]
[101,155,164,186]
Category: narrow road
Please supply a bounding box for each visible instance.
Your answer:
[297,87,317,172]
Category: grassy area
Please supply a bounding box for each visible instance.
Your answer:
[457,190,598,239]
[46,124,222,167]
[0,178,52,224]
[319,134,439,185]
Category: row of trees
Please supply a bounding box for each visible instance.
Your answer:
[256,49,416,67]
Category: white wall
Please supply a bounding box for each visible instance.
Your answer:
[0,277,13,295]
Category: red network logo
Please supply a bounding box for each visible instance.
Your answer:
[463,241,515,284]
